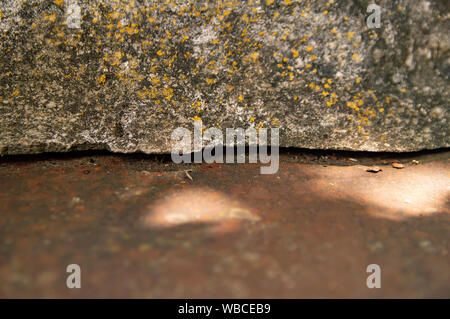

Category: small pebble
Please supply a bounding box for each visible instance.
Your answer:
[392,162,405,169]
[366,166,382,173]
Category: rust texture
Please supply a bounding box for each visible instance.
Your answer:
[0,151,449,298]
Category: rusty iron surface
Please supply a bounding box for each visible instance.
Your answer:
[0,150,449,298]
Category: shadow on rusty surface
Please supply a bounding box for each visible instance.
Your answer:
[0,150,448,298]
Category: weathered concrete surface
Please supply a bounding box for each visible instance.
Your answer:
[0,0,448,154]
[0,151,449,298]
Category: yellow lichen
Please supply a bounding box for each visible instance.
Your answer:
[346,32,355,40]
[347,101,360,111]
[97,74,106,85]
[43,13,57,23]
[249,52,259,63]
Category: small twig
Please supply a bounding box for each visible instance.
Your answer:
[185,170,193,181]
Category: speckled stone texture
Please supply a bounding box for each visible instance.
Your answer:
[0,0,448,154]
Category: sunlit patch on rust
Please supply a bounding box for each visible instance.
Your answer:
[143,188,260,234]
[311,164,450,220]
